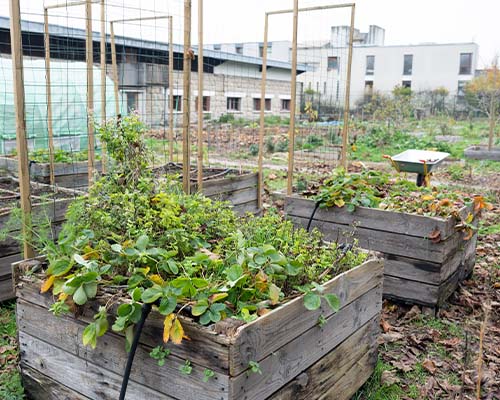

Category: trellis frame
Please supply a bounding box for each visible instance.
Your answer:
[109,14,175,164]
[258,2,356,198]
[44,0,101,186]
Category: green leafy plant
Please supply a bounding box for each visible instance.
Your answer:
[180,360,193,375]
[248,361,262,375]
[202,369,215,382]
[150,346,171,367]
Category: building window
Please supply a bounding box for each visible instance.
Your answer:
[195,96,211,112]
[281,99,291,111]
[213,44,221,51]
[402,80,412,89]
[403,54,413,75]
[253,98,271,111]
[235,44,243,55]
[366,55,375,75]
[126,92,138,112]
[268,43,273,55]
[259,45,264,58]
[227,97,241,111]
[324,81,327,94]
[336,81,340,101]
[327,56,339,71]
[457,80,467,97]
[459,53,472,75]
[364,81,374,99]
[171,95,182,112]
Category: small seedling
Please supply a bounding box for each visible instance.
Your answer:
[203,368,215,382]
[180,360,193,375]
[248,361,262,375]
[150,346,171,367]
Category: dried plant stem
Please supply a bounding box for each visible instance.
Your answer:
[476,301,491,400]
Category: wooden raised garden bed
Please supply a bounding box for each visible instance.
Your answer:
[14,257,383,400]
[285,196,478,308]
[0,177,79,302]
[155,164,260,215]
[0,155,102,190]
[463,145,500,161]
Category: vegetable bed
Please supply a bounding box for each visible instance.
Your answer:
[285,170,487,308]
[154,163,259,215]
[0,177,79,302]
[0,152,102,190]
[14,256,382,400]
[463,145,500,161]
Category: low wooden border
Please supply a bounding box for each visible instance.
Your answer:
[285,196,478,308]
[14,258,383,399]
[464,145,500,161]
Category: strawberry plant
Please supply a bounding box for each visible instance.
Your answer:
[33,115,366,377]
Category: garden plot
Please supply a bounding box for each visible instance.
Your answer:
[464,145,500,161]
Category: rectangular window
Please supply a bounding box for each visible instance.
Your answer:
[126,92,138,112]
[324,82,327,94]
[403,54,413,75]
[259,45,264,58]
[227,97,241,111]
[459,53,472,75]
[457,80,467,97]
[327,56,339,71]
[336,81,340,101]
[253,98,271,111]
[172,95,182,112]
[195,96,211,112]
[213,44,221,51]
[281,99,291,111]
[235,44,243,55]
[402,80,412,89]
[366,55,375,75]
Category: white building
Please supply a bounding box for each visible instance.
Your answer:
[213,25,479,109]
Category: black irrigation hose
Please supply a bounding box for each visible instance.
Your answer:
[306,202,320,232]
[119,302,153,400]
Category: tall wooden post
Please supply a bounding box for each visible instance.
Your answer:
[182,0,192,194]
[287,0,299,195]
[110,22,120,117]
[168,16,174,162]
[9,0,34,258]
[257,13,269,210]
[197,0,203,190]
[100,0,107,173]
[43,7,55,186]
[340,4,355,169]
[86,0,95,186]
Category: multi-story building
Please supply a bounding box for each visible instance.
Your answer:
[212,25,479,109]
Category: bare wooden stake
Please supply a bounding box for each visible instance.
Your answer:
[182,0,192,194]
[197,0,204,190]
[287,0,299,196]
[86,0,95,186]
[340,4,355,169]
[100,0,107,174]
[43,8,55,186]
[257,13,269,210]
[9,0,34,258]
[168,16,174,162]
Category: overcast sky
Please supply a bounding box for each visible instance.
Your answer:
[2,0,499,67]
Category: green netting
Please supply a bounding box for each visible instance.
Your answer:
[0,57,120,154]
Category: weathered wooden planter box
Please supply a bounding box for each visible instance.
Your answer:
[464,145,500,161]
[0,155,102,190]
[0,178,79,302]
[286,197,478,308]
[14,258,382,400]
[156,164,260,215]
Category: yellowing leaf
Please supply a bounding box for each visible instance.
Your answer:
[40,275,56,293]
[269,283,281,305]
[58,292,68,301]
[163,313,175,343]
[334,199,345,208]
[421,195,434,201]
[465,212,474,224]
[170,317,184,345]
[209,293,228,303]
[149,274,165,286]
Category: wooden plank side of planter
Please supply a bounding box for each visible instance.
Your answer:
[285,196,456,239]
[229,259,383,375]
[464,146,500,161]
[267,316,378,400]
[18,332,173,400]
[228,284,382,400]
[290,215,461,263]
[460,233,477,280]
[199,173,258,197]
[15,280,231,374]
[17,300,229,400]
[21,365,90,400]
[384,268,460,308]
[232,200,260,215]
[209,186,258,206]
[0,276,16,302]
[384,247,462,285]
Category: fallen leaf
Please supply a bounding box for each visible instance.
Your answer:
[381,370,400,386]
[422,359,437,374]
[380,318,393,333]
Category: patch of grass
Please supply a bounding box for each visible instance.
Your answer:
[0,302,24,400]
[353,359,404,400]
[411,315,463,338]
